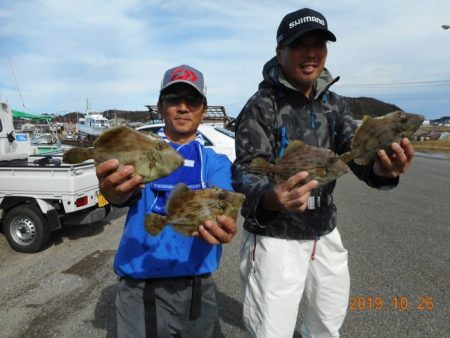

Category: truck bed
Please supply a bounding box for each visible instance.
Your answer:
[0,155,101,212]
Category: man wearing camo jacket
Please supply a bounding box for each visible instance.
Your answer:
[232,8,415,338]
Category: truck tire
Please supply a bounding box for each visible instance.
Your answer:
[3,205,51,253]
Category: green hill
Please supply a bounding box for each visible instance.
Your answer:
[344,96,402,119]
[54,96,404,123]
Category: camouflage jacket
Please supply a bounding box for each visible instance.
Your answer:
[232,57,398,239]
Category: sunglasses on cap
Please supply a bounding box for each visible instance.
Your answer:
[161,93,205,108]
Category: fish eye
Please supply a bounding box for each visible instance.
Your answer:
[400,114,408,123]
[218,191,227,200]
[156,141,164,150]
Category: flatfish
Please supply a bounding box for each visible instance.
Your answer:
[249,140,349,187]
[63,126,184,182]
[249,111,424,187]
[144,183,245,237]
[340,111,424,165]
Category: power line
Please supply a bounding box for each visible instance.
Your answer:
[378,95,450,101]
[337,79,450,89]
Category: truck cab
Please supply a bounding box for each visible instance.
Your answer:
[0,100,109,253]
[0,101,28,164]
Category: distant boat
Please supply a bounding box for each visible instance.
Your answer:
[78,110,110,136]
[31,133,57,145]
[60,137,94,148]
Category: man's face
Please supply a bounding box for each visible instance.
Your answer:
[158,83,206,143]
[277,31,328,96]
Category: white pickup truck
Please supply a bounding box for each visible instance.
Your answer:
[0,100,109,253]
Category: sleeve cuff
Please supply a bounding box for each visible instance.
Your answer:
[368,168,399,190]
[252,185,279,226]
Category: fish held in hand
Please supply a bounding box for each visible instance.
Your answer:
[63,126,185,182]
[144,183,245,237]
[339,111,424,165]
[249,140,349,187]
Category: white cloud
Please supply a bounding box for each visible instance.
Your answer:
[0,0,449,119]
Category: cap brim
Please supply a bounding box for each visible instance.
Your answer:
[280,28,336,46]
[160,80,206,98]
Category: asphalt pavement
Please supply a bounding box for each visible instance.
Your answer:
[213,155,450,338]
[0,155,448,337]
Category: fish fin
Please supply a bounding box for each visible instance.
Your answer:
[360,115,373,125]
[338,151,354,164]
[353,157,371,166]
[138,130,159,138]
[171,224,196,237]
[249,157,273,173]
[63,147,94,163]
[352,115,373,139]
[284,140,306,155]
[362,115,372,121]
[144,213,167,236]
[340,151,372,166]
[166,183,190,212]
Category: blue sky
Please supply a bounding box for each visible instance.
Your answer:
[0,0,449,120]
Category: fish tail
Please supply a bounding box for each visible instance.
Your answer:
[63,147,94,163]
[144,213,167,236]
[249,157,273,173]
[338,151,354,164]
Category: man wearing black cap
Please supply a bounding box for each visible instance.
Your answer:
[232,8,415,338]
[96,64,238,337]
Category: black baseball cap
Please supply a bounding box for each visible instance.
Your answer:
[276,8,336,46]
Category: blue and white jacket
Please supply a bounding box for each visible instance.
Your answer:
[114,131,233,279]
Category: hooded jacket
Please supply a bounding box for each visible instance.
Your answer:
[231,57,398,239]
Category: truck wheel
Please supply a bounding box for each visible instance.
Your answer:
[3,205,51,253]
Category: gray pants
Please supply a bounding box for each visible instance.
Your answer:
[116,275,218,338]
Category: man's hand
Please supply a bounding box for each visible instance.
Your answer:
[193,215,237,245]
[263,171,319,213]
[96,159,143,205]
[373,138,414,178]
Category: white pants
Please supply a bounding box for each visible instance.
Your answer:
[240,228,350,338]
